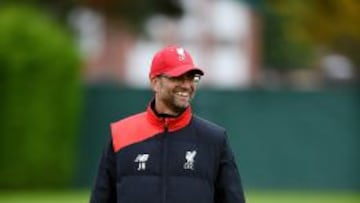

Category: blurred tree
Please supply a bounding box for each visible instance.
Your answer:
[0,5,82,188]
[1,0,184,33]
[0,0,77,21]
[262,1,314,70]
[82,0,183,33]
[267,0,360,70]
[304,0,360,70]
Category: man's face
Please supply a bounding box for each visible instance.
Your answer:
[152,71,201,114]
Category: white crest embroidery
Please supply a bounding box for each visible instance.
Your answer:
[184,150,197,170]
[134,154,149,171]
[176,47,186,61]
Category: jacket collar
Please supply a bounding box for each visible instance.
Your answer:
[146,100,192,132]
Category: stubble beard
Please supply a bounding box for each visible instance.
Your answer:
[165,90,194,114]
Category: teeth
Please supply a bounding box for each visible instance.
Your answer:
[176,92,189,97]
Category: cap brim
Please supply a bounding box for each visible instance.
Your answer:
[163,65,204,77]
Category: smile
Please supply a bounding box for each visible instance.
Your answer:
[175,92,190,97]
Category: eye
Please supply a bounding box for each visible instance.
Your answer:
[170,77,182,82]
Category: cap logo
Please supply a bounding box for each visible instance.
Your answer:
[176,47,186,61]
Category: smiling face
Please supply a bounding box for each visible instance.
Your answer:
[151,71,201,116]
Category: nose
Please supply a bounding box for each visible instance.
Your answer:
[179,78,194,89]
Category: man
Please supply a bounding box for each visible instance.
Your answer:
[90,45,246,203]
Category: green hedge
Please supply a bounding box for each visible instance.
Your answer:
[0,5,82,188]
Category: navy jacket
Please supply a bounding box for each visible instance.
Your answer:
[90,103,246,203]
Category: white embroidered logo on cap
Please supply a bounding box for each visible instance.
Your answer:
[176,47,186,61]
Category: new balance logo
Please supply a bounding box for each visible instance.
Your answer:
[184,150,197,170]
[134,154,149,171]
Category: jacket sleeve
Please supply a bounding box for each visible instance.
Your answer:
[214,133,246,203]
[90,139,117,203]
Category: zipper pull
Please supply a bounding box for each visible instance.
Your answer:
[163,118,169,132]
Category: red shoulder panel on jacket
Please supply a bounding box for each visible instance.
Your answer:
[111,112,163,152]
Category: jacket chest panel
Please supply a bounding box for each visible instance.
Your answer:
[115,134,217,182]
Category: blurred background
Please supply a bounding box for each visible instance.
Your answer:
[0,0,359,202]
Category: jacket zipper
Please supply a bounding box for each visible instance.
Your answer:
[161,118,169,203]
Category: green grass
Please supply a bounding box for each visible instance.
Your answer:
[0,190,90,203]
[246,191,360,203]
[0,190,359,203]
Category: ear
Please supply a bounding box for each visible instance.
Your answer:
[150,77,161,92]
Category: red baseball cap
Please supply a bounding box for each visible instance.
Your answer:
[149,45,204,79]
